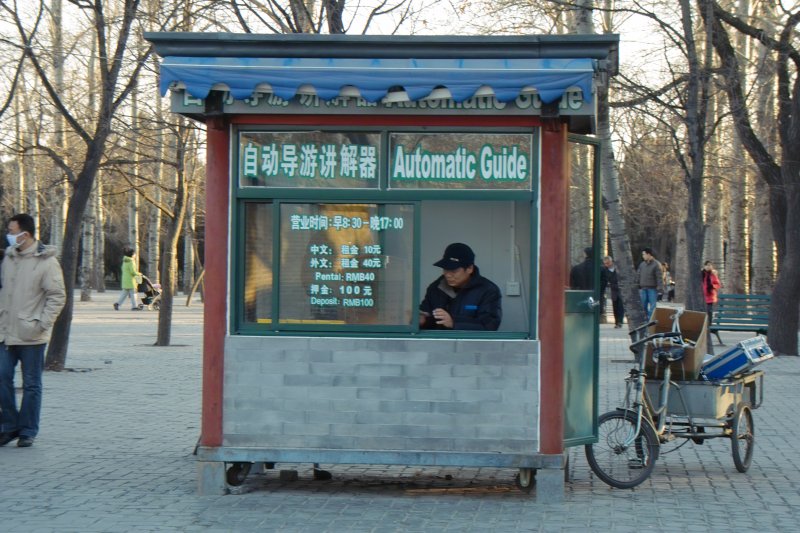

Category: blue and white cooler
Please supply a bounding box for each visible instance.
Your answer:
[701,336,774,380]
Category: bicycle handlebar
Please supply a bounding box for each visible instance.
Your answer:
[629,331,683,352]
[630,320,657,336]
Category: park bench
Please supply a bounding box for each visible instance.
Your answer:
[710,293,770,345]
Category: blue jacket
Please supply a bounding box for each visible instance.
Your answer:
[419,266,502,331]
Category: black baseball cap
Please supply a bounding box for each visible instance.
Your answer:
[433,243,475,270]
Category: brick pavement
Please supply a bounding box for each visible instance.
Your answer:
[1,294,798,532]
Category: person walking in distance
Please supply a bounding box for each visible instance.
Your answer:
[114,247,142,311]
[702,261,722,327]
[0,213,66,448]
[601,255,625,328]
[637,247,663,321]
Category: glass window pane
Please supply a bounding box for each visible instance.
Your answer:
[278,203,414,326]
[568,142,595,290]
[243,203,274,323]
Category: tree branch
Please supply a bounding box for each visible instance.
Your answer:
[13,0,91,144]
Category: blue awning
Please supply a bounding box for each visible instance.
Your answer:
[159,57,595,104]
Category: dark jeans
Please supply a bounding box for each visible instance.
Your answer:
[610,295,625,325]
[0,343,46,438]
[706,302,715,328]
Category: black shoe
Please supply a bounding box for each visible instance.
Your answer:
[113,303,119,310]
[615,323,623,328]
[16,436,34,448]
[0,430,20,446]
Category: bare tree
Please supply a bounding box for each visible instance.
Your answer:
[2,0,178,369]
[698,0,800,355]
[155,118,191,346]
[228,0,430,34]
[750,0,777,294]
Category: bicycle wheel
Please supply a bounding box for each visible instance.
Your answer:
[585,410,659,489]
[731,404,754,473]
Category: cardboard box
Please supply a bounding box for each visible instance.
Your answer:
[644,307,708,381]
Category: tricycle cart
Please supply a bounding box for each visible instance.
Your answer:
[585,320,765,489]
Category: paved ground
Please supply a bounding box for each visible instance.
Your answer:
[1,294,798,532]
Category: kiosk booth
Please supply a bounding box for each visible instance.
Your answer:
[146,33,619,502]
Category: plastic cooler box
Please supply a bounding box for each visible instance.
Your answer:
[701,336,773,380]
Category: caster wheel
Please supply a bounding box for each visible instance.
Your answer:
[514,468,536,493]
[226,462,252,486]
[313,468,332,480]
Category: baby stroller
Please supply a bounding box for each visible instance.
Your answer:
[137,275,162,310]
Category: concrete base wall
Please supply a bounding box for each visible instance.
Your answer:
[223,337,539,455]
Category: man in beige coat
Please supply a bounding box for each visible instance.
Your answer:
[0,213,65,448]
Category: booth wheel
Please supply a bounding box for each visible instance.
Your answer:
[226,462,252,486]
[514,468,536,493]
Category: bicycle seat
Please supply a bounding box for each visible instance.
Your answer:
[653,346,685,364]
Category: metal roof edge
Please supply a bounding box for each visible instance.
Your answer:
[144,32,619,66]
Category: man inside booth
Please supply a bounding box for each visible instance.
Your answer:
[419,243,502,330]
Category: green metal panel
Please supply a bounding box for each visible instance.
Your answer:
[563,291,599,447]
[563,134,602,447]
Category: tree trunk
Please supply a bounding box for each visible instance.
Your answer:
[751,1,777,293]
[182,186,196,295]
[14,96,25,213]
[129,35,141,252]
[94,179,106,291]
[148,90,164,282]
[725,0,750,293]
[674,222,688,302]
[46,141,107,370]
[703,92,724,279]
[156,121,189,346]
[592,0,644,327]
[49,0,67,250]
[79,182,96,302]
[679,0,711,314]
[768,180,800,355]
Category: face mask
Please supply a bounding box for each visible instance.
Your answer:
[6,232,24,248]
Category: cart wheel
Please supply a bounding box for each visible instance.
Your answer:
[312,462,333,480]
[226,462,252,486]
[585,409,659,489]
[153,302,160,310]
[138,304,144,310]
[691,426,706,445]
[731,404,754,472]
[514,468,536,493]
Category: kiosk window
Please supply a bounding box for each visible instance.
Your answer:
[243,202,274,323]
[241,202,414,328]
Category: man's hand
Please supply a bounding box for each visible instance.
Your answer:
[432,308,453,328]
[419,312,430,326]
